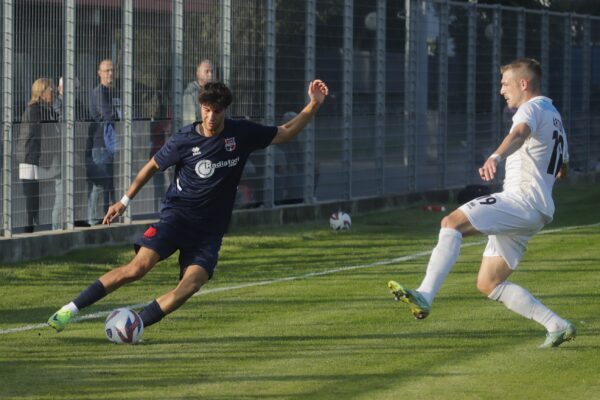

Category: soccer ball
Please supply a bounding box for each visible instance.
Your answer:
[329,211,352,231]
[105,308,144,344]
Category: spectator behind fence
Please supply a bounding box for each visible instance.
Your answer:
[86,59,120,225]
[17,78,58,233]
[182,59,213,125]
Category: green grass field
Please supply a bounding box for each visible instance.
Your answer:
[1,183,600,399]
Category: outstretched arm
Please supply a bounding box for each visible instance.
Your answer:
[103,157,160,224]
[479,122,531,181]
[271,80,329,145]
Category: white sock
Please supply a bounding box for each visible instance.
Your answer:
[488,281,567,332]
[62,302,80,315]
[417,228,463,306]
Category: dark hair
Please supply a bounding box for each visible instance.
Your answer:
[198,81,233,110]
[501,58,541,91]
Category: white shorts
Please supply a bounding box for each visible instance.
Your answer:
[19,163,39,180]
[459,191,547,269]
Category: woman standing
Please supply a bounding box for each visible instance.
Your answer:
[17,78,57,233]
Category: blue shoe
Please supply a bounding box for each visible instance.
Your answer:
[48,308,75,332]
[539,321,576,348]
[388,280,431,320]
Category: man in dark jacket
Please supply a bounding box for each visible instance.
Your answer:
[86,59,120,225]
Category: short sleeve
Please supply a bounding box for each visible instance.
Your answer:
[242,120,278,152]
[511,102,537,135]
[562,134,570,163]
[153,135,181,171]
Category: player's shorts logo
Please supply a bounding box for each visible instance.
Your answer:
[144,226,157,238]
[195,159,215,178]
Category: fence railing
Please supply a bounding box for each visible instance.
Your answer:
[2,0,599,237]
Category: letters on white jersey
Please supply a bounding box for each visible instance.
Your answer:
[503,96,569,220]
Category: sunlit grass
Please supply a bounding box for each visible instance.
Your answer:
[1,183,599,399]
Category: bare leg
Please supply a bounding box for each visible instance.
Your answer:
[156,265,209,315]
[100,247,160,293]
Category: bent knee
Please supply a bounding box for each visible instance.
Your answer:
[476,279,497,297]
[123,262,152,280]
[440,216,452,229]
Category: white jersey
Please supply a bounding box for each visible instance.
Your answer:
[503,96,569,220]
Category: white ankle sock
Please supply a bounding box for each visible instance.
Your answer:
[417,228,463,306]
[488,281,567,332]
[62,302,80,315]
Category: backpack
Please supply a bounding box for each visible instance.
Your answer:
[103,122,119,154]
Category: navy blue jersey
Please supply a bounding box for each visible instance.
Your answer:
[154,118,277,233]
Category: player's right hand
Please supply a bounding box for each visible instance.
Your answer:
[103,202,126,225]
[479,157,498,181]
[308,79,328,105]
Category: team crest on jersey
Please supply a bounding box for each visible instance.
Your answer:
[224,137,236,152]
[192,146,201,156]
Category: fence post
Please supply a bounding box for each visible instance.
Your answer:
[263,0,276,208]
[120,0,133,223]
[582,16,591,174]
[2,0,13,237]
[304,0,316,204]
[491,6,502,146]
[562,14,572,135]
[63,0,75,230]
[375,0,386,196]
[467,1,477,183]
[516,8,525,58]
[220,0,232,85]
[342,0,353,200]
[172,0,183,131]
[438,0,449,188]
[540,11,549,94]
[404,0,418,191]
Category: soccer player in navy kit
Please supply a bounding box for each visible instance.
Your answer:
[48,79,329,332]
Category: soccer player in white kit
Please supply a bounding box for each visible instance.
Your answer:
[388,58,574,348]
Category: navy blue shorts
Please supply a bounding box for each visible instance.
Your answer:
[134,216,223,280]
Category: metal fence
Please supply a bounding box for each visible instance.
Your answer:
[1,0,599,236]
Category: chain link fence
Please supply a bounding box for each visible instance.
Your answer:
[1,0,599,236]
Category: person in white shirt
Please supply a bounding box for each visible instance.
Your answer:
[388,58,574,348]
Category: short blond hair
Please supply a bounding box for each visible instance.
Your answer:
[29,78,52,105]
[501,58,541,91]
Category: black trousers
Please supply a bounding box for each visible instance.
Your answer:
[21,179,39,232]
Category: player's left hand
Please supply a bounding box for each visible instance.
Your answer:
[479,157,498,181]
[556,162,568,180]
[103,202,126,225]
[308,80,329,104]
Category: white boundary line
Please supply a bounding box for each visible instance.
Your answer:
[1,222,598,335]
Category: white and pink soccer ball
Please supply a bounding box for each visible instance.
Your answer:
[329,211,352,231]
[105,308,144,344]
